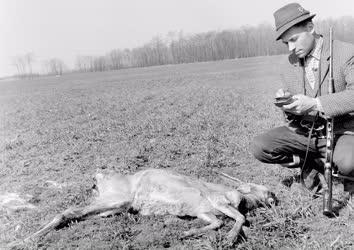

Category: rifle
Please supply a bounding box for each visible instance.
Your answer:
[323,27,335,217]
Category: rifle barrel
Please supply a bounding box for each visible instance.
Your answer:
[323,27,334,217]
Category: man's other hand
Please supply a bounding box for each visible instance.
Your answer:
[282,94,317,115]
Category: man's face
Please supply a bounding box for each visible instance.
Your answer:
[280,24,315,58]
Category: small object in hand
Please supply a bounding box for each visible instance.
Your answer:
[274,92,294,107]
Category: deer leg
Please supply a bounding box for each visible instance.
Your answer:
[97,208,126,217]
[183,213,223,236]
[24,201,130,242]
[216,205,245,244]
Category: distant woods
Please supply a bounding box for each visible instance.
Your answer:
[74,24,285,72]
[12,17,354,77]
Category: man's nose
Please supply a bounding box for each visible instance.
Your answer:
[288,41,295,51]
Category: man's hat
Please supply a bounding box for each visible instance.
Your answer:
[273,3,316,40]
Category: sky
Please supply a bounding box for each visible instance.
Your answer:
[1,0,354,77]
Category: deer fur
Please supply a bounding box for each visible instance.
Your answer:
[22,168,276,245]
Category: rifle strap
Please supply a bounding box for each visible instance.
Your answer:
[299,42,324,190]
[300,48,322,191]
[300,113,319,190]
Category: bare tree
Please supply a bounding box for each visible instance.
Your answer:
[12,56,27,77]
[12,53,35,78]
[75,55,94,72]
[93,56,107,71]
[24,53,34,77]
[108,49,124,70]
[44,58,65,75]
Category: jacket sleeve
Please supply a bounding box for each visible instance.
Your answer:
[318,56,354,117]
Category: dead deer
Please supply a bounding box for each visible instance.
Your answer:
[22,168,276,245]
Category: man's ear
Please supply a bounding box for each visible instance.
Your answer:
[306,22,314,32]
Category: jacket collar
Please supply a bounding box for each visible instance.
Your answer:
[308,36,323,60]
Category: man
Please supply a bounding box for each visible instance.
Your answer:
[251,3,354,198]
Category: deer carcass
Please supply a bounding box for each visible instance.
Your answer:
[23,168,276,244]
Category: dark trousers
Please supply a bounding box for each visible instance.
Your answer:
[251,126,354,177]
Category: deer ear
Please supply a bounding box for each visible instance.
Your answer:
[237,184,251,194]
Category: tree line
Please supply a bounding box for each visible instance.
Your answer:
[12,16,354,77]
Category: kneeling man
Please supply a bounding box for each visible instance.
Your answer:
[251,3,354,199]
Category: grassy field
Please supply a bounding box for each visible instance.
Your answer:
[1,55,353,249]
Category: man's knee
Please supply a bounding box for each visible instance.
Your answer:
[334,136,354,176]
[251,134,269,162]
[251,133,281,163]
[251,126,300,164]
[334,153,354,176]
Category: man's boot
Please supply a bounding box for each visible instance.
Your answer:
[344,179,354,209]
[281,155,321,191]
[301,167,321,192]
[280,154,301,168]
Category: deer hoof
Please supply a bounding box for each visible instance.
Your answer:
[226,233,237,245]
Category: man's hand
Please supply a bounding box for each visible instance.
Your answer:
[282,94,317,115]
[275,88,289,98]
